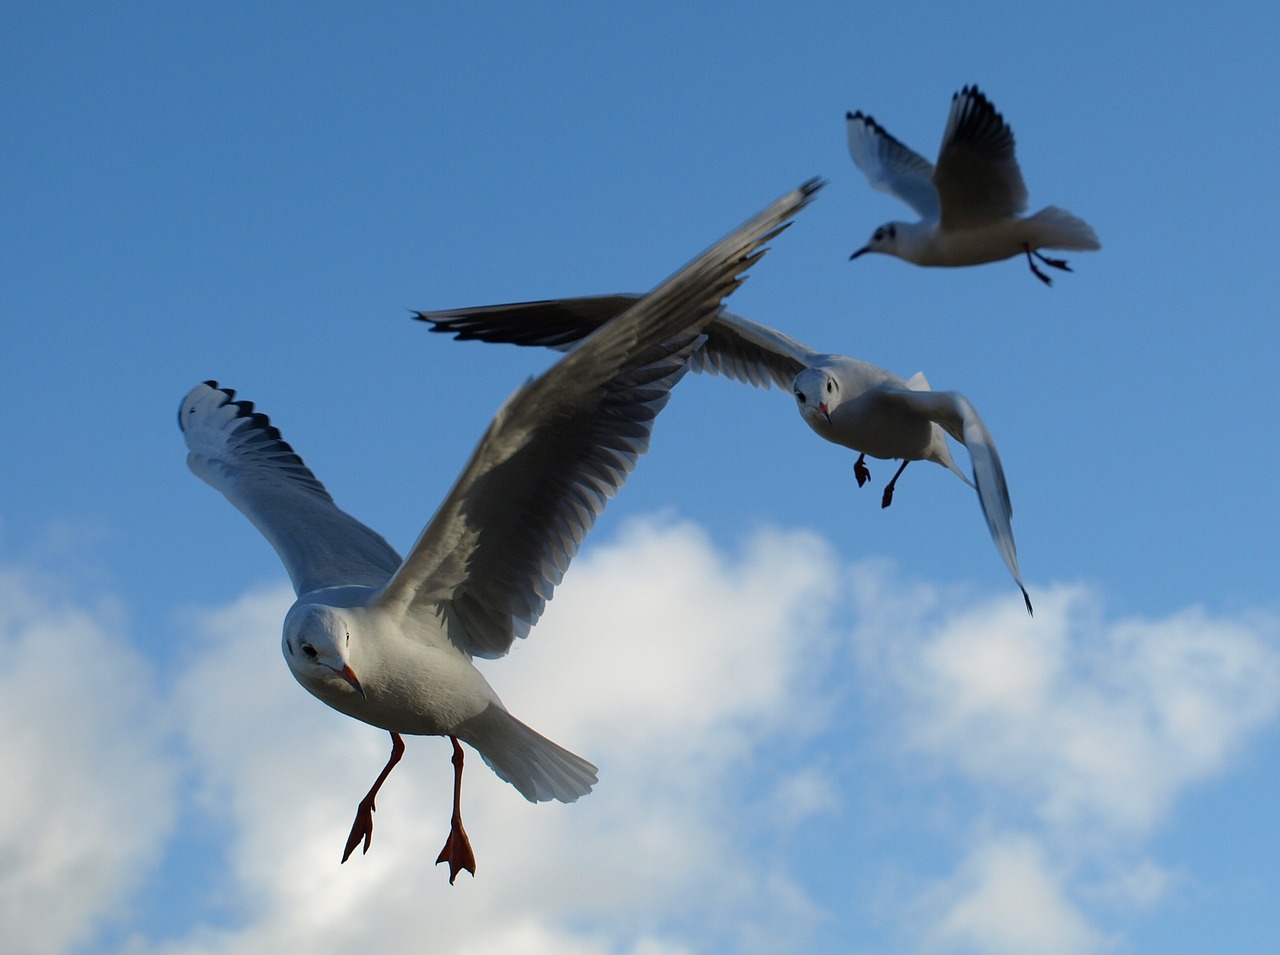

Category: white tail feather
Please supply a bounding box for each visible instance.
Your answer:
[455,705,598,803]
[1027,206,1100,251]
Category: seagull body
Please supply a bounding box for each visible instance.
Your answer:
[418,295,1031,614]
[790,357,966,474]
[178,179,822,881]
[846,85,1099,284]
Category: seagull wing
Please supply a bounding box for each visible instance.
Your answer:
[418,298,813,392]
[932,85,1030,229]
[875,385,1032,614]
[179,382,404,596]
[845,110,941,220]
[378,179,823,658]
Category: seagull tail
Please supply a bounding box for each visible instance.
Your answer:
[1027,206,1101,251]
[455,705,598,804]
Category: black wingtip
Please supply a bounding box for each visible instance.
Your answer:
[1022,587,1034,616]
[178,379,229,431]
[798,175,827,201]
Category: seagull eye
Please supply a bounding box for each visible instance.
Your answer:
[301,644,318,659]
[795,391,806,403]
[826,380,835,393]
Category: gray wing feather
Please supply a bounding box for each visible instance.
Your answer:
[418,299,812,392]
[933,85,1029,229]
[380,179,824,657]
[877,386,1032,614]
[845,110,941,220]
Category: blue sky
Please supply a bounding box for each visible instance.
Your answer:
[3,2,1279,953]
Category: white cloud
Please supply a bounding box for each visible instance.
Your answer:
[848,564,1280,953]
[0,563,177,955]
[8,522,1280,955]
[136,517,843,955]
[852,576,1280,837]
[925,833,1104,955]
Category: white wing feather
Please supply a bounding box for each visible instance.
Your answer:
[179,382,403,595]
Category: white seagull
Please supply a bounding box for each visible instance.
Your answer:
[178,178,822,882]
[418,295,1032,615]
[846,85,1099,285]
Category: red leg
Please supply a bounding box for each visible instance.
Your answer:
[342,731,405,863]
[854,453,871,487]
[435,735,477,884]
[881,460,910,509]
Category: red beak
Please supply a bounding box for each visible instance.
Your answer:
[338,664,365,698]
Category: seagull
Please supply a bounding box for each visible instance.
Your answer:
[845,85,1099,285]
[417,295,1032,615]
[177,178,822,882]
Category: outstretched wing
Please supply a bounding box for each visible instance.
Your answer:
[845,109,941,220]
[378,179,824,658]
[179,382,403,596]
[933,85,1029,229]
[418,298,813,392]
[877,386,1032,614]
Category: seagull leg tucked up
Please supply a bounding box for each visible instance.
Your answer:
[1023,242,1073,285]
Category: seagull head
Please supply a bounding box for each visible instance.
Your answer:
[850,222,900,261]
[793,367,840,427]
[282,602,365,700]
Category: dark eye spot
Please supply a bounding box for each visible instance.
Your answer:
[795,391,806,403]
[301,644,318,659]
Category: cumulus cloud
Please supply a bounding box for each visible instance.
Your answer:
[0,563,177,955]
[138,517,843,955]
[925,833,1104,955]
[8,521,1280,955]
[852,575,1280,837]
[849,564,1280,953]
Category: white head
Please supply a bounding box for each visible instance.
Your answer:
[282,603,365,700]
[793,367,840,426]
[850,221,903,261]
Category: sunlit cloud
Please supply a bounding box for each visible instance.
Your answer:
[141,517,843,955]
[849,564,1280,952]
[5,521,1279,955]
[0,564,177,955]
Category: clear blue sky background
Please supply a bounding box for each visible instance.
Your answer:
[4,3,1279,954]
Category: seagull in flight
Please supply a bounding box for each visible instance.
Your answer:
[177,179,821,883]
[417,294,1033,615]
[846,85,1099,285]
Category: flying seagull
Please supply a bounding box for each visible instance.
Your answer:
[178,178,822,882]
[418,294,1032,615]
[846,85,1099,285]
